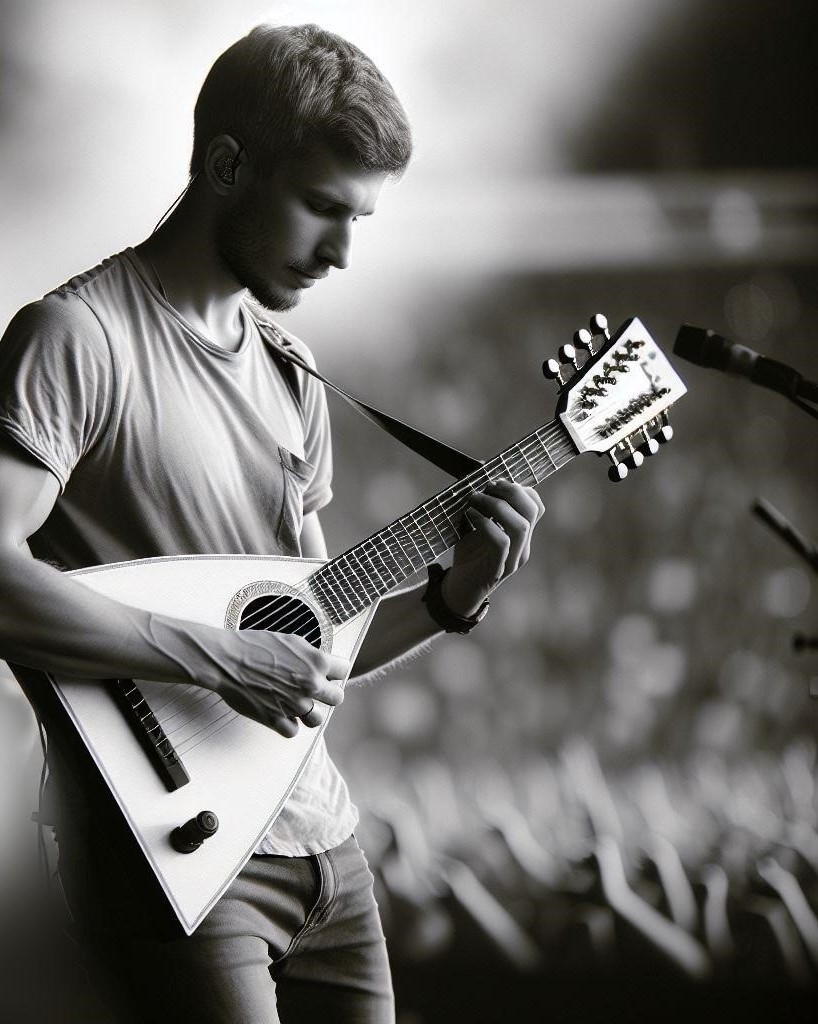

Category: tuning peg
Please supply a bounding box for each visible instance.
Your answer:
[638,427,660,456]
[589,313,610,340]
[623,440,644,470]
[559,343,579,371]
[656,415,674,444]
[542,358,565,385]
[607,452,628,482]
[573,328,595,356]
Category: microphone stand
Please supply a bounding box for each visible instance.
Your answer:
[789,394,818,422]
[750,361,818,421]
[752,499,818,694]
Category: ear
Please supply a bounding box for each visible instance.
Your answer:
[204,134,244,196]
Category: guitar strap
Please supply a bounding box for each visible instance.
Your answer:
[260,324,483,479]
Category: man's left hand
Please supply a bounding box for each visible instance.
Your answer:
[441,480,545,617]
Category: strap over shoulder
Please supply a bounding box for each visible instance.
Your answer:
[258,323,482,480]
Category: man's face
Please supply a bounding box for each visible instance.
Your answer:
[215,143,387,312]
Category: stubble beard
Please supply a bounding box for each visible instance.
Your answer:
[214,201,300,314]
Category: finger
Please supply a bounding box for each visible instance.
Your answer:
[467,499,531,575]
[484,480,544,525]
[266,714,300,739]
[467,492,530,561]
[324,654,353,681]
[306,677,345,707]
[477,483,542,531]
[288,693,320,717]
[300,700,329,728]
[462,508,512,584]
[464,506,512,547]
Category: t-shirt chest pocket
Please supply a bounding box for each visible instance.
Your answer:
[275,444,314,553]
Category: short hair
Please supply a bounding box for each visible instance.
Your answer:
[190,24,412,178]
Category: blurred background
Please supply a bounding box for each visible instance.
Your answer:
[1,1,817,1021]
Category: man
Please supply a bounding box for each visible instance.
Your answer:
[0,24,543,1023]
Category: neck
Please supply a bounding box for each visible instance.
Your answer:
[307,418,577,625]
[135,183,246,350]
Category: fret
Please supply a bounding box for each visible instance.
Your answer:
[308,573,343,621]
[361,539,399,590]
[391,522,425,568]
[497,452,515,479]
[417,503,448,548]
[402,511,437,563]
[347,548,384,600]
[363,533,402,584]
[318,565,359,615]
[516,446,537,482]
[308,417,577,625]
[335,557,375,605]
[431,496,460,538]
[384,524,418,574]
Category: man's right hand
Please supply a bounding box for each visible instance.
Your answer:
[214,629,350,738]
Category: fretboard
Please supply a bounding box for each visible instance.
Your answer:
[307,418,576,625]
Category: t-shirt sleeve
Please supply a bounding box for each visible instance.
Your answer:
[0,293,115,491]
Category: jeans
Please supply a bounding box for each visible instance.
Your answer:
[60,833,395,1024]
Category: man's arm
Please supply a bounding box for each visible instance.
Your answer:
[299,479,545,681]
[0,437,347,735]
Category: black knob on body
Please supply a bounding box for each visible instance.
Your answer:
[171,810,219,853]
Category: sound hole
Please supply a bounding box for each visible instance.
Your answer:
[237,594,322,648]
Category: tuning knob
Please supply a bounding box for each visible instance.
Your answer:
[638,427,660,456]
[559,343,579,370]
[624,448,644,470]
[542,358,564,384]
[573,328,595,355]
[608,452,628,482]
[171,810,219,853]
[655,421,675,442]
[590,313,610,340]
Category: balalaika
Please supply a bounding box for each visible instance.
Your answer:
[12,315,687,936]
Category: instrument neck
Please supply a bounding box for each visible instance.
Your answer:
[308,418,576,624]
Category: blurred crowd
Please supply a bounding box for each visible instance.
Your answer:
[355,742,818,1005]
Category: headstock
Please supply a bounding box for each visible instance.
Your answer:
[544,315,687,481]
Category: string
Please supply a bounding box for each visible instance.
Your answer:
[310,420,577,620]
[312,447,564,617]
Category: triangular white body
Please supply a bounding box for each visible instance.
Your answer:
[29,555,376,936]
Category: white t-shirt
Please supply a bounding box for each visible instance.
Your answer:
[0,248,358,855]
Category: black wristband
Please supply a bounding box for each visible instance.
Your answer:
[421,563,490,634]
